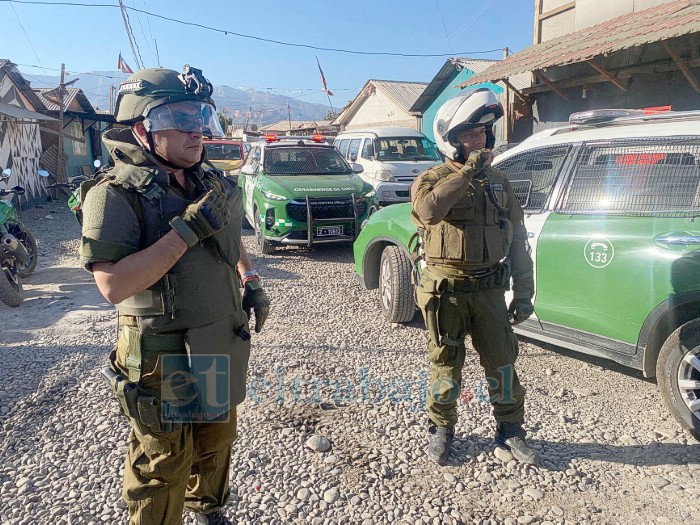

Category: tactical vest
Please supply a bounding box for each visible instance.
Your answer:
[101,163,245,334]
[420,165,514,268]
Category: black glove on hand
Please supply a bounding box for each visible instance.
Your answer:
[242,279,270,333]
[459,148,492,178]
[508,298,534,325]
[170,187,232,247]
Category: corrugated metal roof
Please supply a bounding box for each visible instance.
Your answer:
[411,59,499,113]
[371,80,428,111]
[34,87,95,113]
[461,0,700,87]
[0,60,49,112]
[0,101,56,121]
[259,120,330,131]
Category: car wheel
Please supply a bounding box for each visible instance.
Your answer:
[657,318,700,440]
[254,206,275,255]
[242,214,253,230]
[379,245,415,323]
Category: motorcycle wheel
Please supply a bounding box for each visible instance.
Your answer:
[15,227,38,278]
[0,266,23,307]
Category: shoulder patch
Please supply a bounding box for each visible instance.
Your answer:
[491,183,505,191]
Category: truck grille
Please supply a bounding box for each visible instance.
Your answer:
[287,197,367,222]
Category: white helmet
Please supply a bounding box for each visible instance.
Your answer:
[433,88,504,161]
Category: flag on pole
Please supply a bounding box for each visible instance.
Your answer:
[316,57,334,96]
[117,53,134,74]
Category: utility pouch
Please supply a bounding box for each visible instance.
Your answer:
[414,273,445,347]
[102,364,181,434]
[184,315,251,421]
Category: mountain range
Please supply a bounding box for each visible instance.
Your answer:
[21,70,333,127]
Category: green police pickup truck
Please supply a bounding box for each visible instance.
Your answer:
[238,135,375,254]
[354,110,700,439]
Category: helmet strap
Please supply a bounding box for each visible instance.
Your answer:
[454,144,466,164]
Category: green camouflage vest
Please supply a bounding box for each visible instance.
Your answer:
[417,164,514,268]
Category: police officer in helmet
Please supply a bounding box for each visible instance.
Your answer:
[411,88,537,466]
[80,65,270,524]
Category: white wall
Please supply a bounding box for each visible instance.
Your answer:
[575,0,676,30]
[343,89,418,130]
[539,0,676,42]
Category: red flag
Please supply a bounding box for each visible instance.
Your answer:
[316,57,333,96]
[117,53,134,74]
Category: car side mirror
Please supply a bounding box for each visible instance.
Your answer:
[351,163,364,174]
[241,165,257,176]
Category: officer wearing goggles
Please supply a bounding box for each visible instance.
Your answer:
[79,65,270,525]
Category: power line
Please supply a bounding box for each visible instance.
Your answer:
[130,0,156,65]
[118,0,144,69]
[17,63,360,96]
[1,0,504,58]
[8,1,48,74]
[139,0,158,65]
[434,0,453,54]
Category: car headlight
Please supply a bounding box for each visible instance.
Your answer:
[228,169,239,176]
[261,189,287,201]
[375,170,395,182]
[363,190,376,198]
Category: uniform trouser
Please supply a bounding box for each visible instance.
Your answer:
[123,411,237,525]
[114,327,238,525]
[416,275,526,428]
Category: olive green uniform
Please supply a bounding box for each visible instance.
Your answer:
[411,158,534,428]
[80,128,250,525]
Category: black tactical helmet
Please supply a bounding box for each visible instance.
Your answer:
[114,65,215,124]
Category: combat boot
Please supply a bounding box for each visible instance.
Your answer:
[195,511,233,525]
[427,421,454,465]
[494,422,538,465]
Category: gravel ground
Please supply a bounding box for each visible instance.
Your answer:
[1,202,699,525]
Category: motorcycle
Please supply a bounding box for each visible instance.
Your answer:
[0,168,41,307]
[67,159,102,226]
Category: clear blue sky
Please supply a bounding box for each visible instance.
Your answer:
[1,0,534,108]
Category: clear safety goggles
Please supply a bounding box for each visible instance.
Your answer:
[145,101,224,137]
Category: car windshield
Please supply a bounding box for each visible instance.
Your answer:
[263,147,352,175]
[204,143,243,161]
[375,137,440,161]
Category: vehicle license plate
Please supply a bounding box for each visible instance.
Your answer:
[317,225,343,236]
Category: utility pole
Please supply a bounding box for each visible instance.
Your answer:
[56,63,66,183]
[503,47,511,144]
[109,84,115,114]
[244,106,252,132]
[287,104,292,134]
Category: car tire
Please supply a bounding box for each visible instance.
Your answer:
[242,214,253,230]
[379,245,415,323]
[657,318,700,440]
[16,227,38,278]
[254,206,275,255]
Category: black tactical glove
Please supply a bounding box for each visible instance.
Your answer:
[508,298,534,325]
[169,187,231,247]
[458,148,492,178]
[242,279,270,333]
